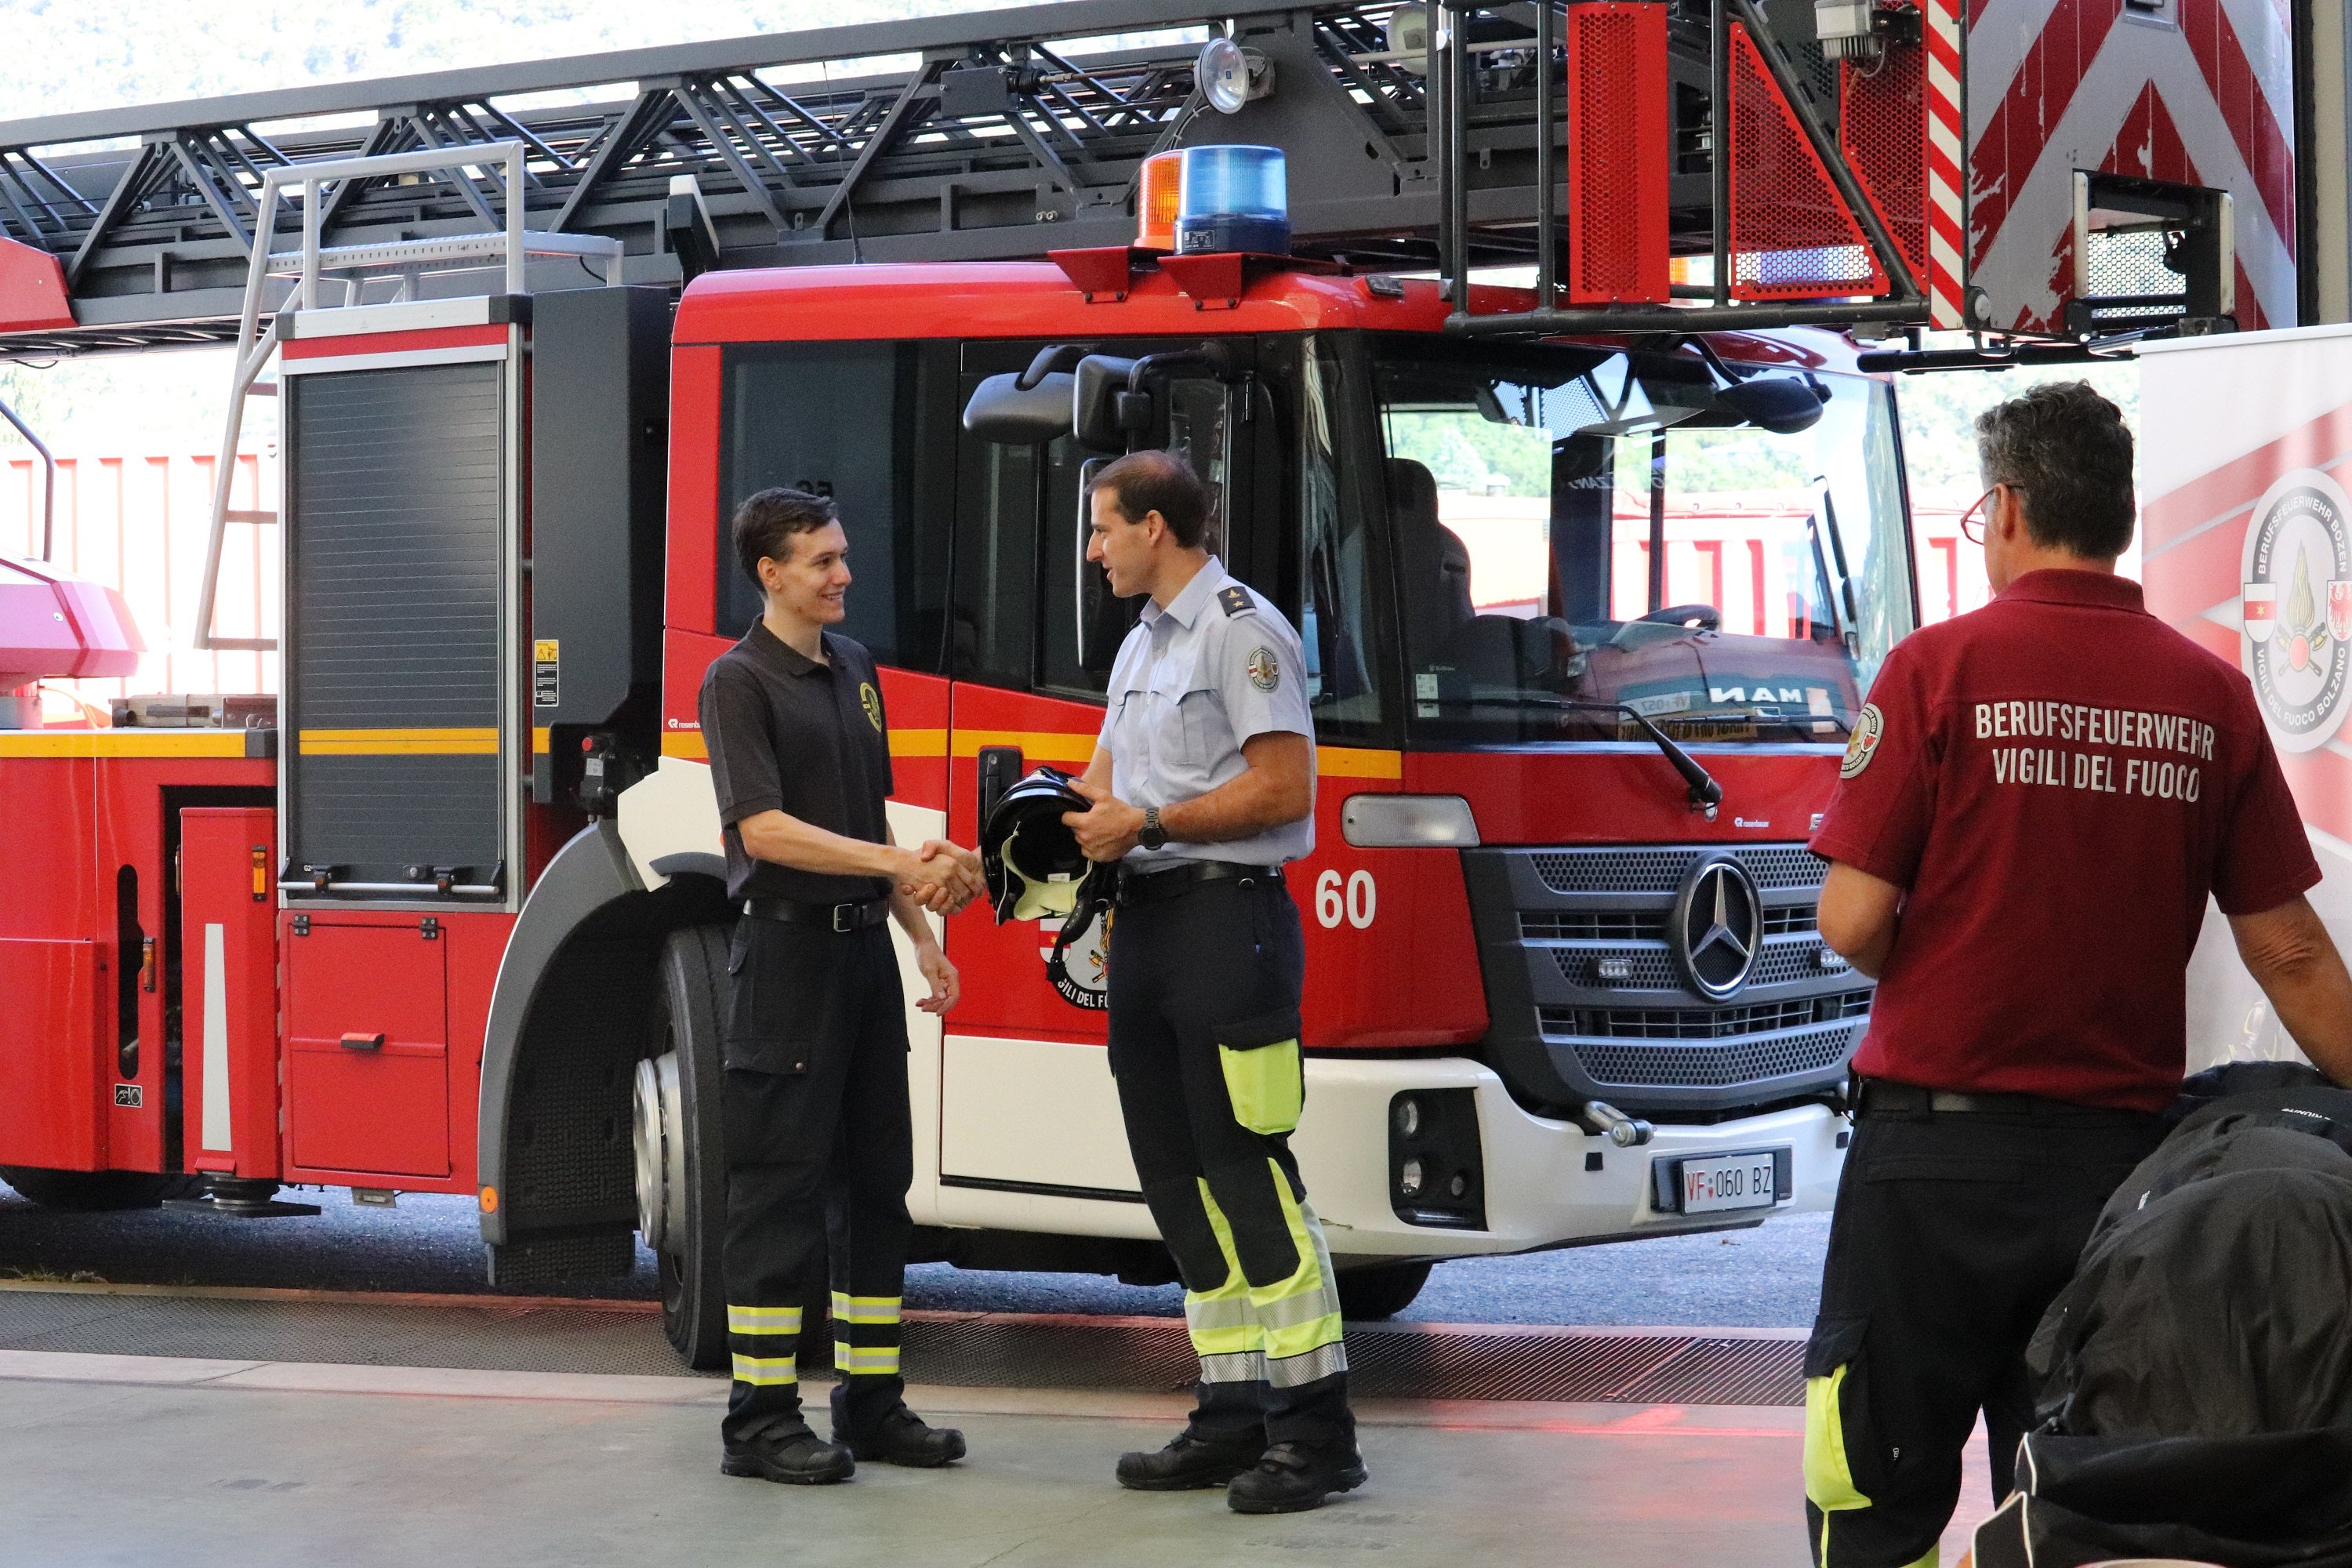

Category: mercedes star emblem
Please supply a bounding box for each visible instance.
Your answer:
[1672,857,1762,1001]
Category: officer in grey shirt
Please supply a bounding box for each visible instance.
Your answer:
[1061,448,1364,1515]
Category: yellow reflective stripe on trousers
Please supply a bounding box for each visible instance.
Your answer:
[731,1353,797,1386]
[1255,1161,1346,1367]
[1802,1363,1871,1512]
[1185,1178,1264,1359]
[829,1293,902,1325]
[727,1304,804,1334]
[832,1344,902,1374]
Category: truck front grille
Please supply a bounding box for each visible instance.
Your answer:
[1463,843,1871,1115]
[1567,1026,1858,1090]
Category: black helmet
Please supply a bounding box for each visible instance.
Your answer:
[981,766,1096,924]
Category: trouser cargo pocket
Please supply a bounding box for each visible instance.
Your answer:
[1217,1006,1304,1137]
[1803,1315,1877,1517]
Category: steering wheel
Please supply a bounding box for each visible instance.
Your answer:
[1635,604,1722,630]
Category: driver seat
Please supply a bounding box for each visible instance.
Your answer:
[1388,458,1475,656]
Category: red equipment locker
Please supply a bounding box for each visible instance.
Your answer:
[180,808,279,1181]
[284,919,451,1179]
[0,938,103,1170]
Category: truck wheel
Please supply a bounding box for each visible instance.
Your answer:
[1336,1261,1433,1320]
[642,924,732,1370]
[0,1167,202,1210]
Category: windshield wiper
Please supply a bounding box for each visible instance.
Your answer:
[1457,695,1722,815]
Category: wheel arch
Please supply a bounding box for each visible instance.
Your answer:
[475,818,730,1286]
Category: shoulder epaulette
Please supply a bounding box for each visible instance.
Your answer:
[1218,585,1256,619]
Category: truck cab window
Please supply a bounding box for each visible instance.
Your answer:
[717,340,951,670]
[1373,337,1914,747]
[1299,338,1386,732]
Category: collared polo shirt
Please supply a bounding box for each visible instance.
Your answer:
[1098,557,1316,869]
[698,621,895,906]
[1810,568,2319,1112]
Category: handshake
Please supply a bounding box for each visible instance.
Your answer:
[893,839,985,916]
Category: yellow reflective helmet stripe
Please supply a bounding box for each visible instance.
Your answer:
[731,1352,798,1386]
[727,1304,804,1334]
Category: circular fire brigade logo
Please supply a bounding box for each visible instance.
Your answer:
[2241,469,2352,753]
[1247,647,1280,693]
[1840,702,1883,779]
[1042,909,1110,1010]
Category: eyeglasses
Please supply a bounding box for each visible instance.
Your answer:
[1959,483,2023,545]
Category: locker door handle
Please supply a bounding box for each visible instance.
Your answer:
[140,937,158,994]
[340,1032,386,1052]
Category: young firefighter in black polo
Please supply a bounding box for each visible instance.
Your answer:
[699,487,986,1485]
[1062,450,1365,1515]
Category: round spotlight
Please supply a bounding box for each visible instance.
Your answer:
[1399,1156,1425,1199]
[1197,37,1253,114]
[1394,1096,1421,1140]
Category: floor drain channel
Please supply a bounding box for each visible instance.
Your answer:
[0,1290,1804,1406]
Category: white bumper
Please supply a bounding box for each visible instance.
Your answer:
[1290,1054,1846,1260]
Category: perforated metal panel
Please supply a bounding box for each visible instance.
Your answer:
[284,360,510,893]
[1564,2,1669,304]
[1839,45,1929,286]
[1727,23,1886,300]
[1565,1025,1857,1088]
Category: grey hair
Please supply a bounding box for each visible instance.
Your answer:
[1973,380,2136,559]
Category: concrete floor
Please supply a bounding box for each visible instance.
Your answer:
[0,1352,1995,1568]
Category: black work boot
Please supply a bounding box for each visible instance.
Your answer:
[1115,1428,1267,1491]
[837,1405,967,1468]
[1226,1439,1368,1514]
[720,1425,856,1485]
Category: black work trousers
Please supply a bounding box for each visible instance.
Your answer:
[1802,1096,2165,1567]
[719,915,912,1446]
[1105,874,1354,1450]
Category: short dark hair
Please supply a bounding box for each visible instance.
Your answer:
[1974,381,2136,559]
[732,487,839,585]
[1087,449,1214,550]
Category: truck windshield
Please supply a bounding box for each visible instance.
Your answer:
[1371,337,1914,746]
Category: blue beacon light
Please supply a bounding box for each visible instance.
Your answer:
[1174,145,1291,256]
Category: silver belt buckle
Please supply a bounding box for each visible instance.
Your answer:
[832,902,855,932]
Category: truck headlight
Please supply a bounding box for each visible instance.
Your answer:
[1341,794,1479,848]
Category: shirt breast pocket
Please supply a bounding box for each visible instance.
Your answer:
[1148,655,1225,772]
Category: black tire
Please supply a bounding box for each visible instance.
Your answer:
[1336,1261,1433,1320]
[0,1167,202,1210]
[652,924,732,1370]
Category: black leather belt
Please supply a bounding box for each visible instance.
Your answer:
[741,896,890,931]
[1854,1077,2151,1121]
[1117,860,1283,906]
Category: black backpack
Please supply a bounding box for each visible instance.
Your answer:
[1973,1064,2352,1568]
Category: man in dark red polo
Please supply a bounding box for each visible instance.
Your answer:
[1804,380,2352,1567]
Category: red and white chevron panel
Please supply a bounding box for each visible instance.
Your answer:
[1923,0,1965,327]
[1965,0,2296,333]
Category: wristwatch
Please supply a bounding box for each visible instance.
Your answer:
[1139,805,1167,852]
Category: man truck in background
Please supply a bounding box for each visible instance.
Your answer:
[0,0,2290,1365]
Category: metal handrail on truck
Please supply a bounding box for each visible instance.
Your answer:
[192,140,622,653]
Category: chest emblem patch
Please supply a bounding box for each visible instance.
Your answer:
[1841,702,1883,779]
[2241,468,2352,753]
[1247,647,1280,693]
[858,681,884,733]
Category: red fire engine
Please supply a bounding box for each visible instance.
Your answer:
[0,0,2294,1363]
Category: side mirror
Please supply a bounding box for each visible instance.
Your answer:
[1073,354,1141,452]
[1715,376,1827,435]
[963,370,1076,444]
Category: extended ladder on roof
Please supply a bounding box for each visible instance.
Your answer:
[0,0,2292,360]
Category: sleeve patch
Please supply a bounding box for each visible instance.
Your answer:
[1218,585,1256,619]
[1841,703,1884,779]
[1247,646,1281,692]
